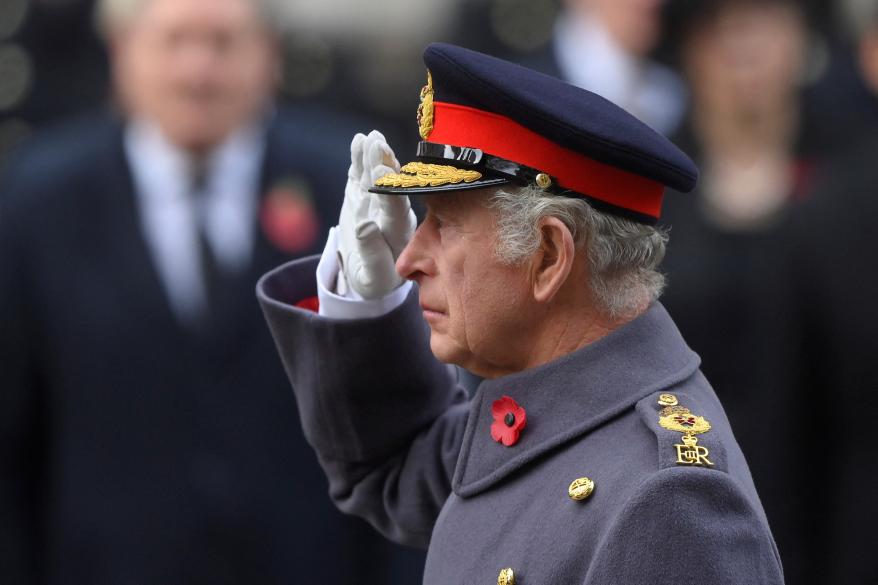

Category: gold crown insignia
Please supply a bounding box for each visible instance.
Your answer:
[417,70,435,140]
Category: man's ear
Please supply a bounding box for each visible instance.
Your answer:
[531,216,576,303]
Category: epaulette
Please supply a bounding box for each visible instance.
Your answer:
[635,390,728,473]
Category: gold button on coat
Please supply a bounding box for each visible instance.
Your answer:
[498,567,515,585]
[568,477,595,501]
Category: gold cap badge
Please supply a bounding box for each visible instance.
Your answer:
[417,70,435,140]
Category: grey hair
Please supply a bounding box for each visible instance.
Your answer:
[488,185,669,319]
[94,0,282,37]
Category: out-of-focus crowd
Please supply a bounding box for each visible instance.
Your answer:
[0,0,875,584]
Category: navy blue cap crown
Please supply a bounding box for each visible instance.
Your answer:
[371,43,698,223]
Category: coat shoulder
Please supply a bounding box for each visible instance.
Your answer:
[583,387,783,583]
[0,111,120,214]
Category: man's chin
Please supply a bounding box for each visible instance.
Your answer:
[428,334,465,367]
[160,119,231,153]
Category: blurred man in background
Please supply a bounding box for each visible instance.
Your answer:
[0,0,422,583]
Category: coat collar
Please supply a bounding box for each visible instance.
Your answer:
[452,302,700,498]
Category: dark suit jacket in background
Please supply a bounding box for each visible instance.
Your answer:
[658,120,821,585]
[779,137,878,585]
[0,108,425,585]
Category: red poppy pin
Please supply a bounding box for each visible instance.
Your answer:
[491,395,527,447]
[260,179,320,254]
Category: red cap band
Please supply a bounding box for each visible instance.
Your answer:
[427,102,665,219]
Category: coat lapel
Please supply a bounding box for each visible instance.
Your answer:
[197,119,308,360]
[95,123,183,336]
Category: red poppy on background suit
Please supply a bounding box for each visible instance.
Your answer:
[491,395,527,447]
[261,181,320,254]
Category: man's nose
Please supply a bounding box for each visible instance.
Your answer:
[395,224,432,281]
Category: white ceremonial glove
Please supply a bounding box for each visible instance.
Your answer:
[336,130,416,299]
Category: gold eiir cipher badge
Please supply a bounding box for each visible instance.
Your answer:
[658,396,714,467]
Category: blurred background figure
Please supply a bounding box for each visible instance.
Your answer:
[779,1,878,583]
[522,0,686,136]
[666,0,812,231]
[657,0,812,576]
[0,0,423,583]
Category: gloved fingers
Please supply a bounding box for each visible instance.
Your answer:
[374,194,416,257]
[360,131,398,190]
[347,221,402,299]
[339,129,407,297]
[365,137,410,255]
[370,164,399,191]
[339,134,370,264]
[366,137,400,178]
[359,132,381,189]
[339,178,372,242]
[348,133,367,183]
[373,189,411,217]
[345,134,374,222]
[365,129,389,147]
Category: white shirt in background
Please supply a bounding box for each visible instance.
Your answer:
[124,119,266,323]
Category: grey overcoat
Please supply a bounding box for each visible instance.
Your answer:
[257,256,784,585]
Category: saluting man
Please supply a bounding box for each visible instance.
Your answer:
[258,43,784,585]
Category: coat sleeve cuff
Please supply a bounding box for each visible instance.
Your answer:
[316,227,413,320]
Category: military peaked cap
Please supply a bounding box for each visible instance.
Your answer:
[371,43,698,224]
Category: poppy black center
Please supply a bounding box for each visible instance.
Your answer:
[504,413,515,427]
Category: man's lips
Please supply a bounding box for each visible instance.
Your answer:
[420,302,446,319]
